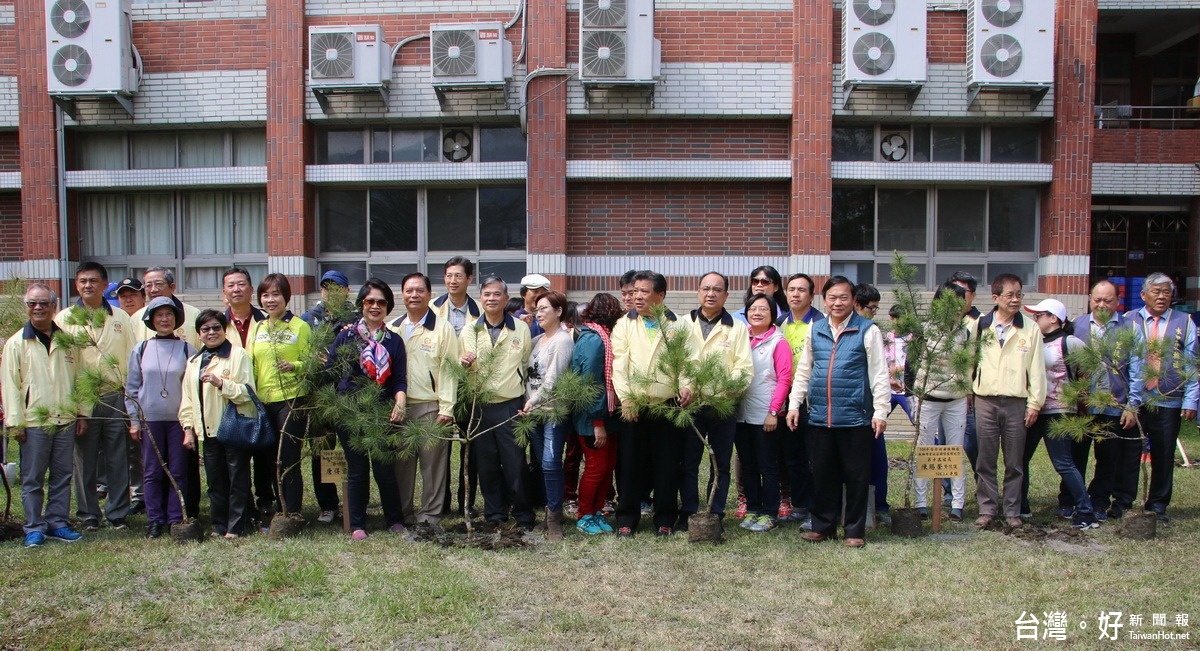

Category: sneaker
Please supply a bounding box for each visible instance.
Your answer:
[777,499,793,520]
[788,508,810,522]
[800,517,813,532]
[917,507,929,520]
[640,501,653,517]
[616,526,634,538]
[1071,512,1099,530]
[46,526,82,543]
[317,511,336,524]
[1094,510,1108,523]
[748,515,776,532]
[128,500,146,516]
[23,531,45,548]
[389,523,407,534]
[655,526,672,537]
[1019,512,1033,520]
[734,496,748,520]
[107,518,128,530]
[949,508,963,522]
[81,518,100,532]
[350,529,368,541]
[593,513,613,533]
[576,515,603,535]
[1055,507,1073,520]
[602,500,616,516]
[564,500,579,518]
[739,514,757,530]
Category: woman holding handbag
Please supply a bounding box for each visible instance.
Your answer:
[178,309,257,538]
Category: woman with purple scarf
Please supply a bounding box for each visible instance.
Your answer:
[328,278,408,540]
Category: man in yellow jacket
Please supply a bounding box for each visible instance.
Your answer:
[3,283,84,548]
[969,273,1046,529]
[612,270,695,537]
[390,273,460,526]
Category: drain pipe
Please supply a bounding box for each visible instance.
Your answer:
[55,105,69,306]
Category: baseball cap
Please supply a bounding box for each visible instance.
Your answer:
[1023,299,1067,323]
[520,273,551,290]
[320,270,350,288]
[114,277,143,295]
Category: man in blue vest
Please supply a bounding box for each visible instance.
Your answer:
[1126,272,1197,523]
[786,275,890,548]
[1071,279,1144,522]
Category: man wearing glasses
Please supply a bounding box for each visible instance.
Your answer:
[1125,272,1197,523]
[969,273,1046,529]
[131,267,202,349]
[3,284,84,548]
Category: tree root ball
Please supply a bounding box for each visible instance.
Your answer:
[687,513,723,544]
[267,513,306,540]
[169,520,205,544]
[890,508,925,538]
[1116,511,1156,540]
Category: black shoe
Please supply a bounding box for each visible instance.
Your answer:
[128,501,146,516]
[81,518,100,532]
[147,522,164,539]
[108,518,128,530]
[1149,510,1170,523]
[1107,505,1125,519]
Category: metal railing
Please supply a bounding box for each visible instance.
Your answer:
[1094,104,1200,129]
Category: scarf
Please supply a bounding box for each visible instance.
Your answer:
[584,322,616,413]
[356,320,391,385]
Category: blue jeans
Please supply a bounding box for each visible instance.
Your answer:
[1039,414,1093,516]
[528,420,568,512]
[871,431,890,513]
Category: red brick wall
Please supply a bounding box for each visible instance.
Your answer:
[793,0,832,267]
[265,0,310,290]
[0,132,19,171]
[928,11,967,64]
[527,0,568,292]
[133,20,267,73]
[1039,0,1097,295]
[16,0,60,272]
[566,182,790,256]
[567,120,790,159]
[0,24,15,76]
[1093,129,1200,164]
[0,193,21,261]
[566,11,792,63]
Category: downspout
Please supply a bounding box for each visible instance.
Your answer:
[55,105,69,306]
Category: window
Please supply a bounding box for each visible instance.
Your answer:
[832,186,1039,288]
[70,129,266,170]
[80,190,268,290]
[990,126,1040,163]
[318,186,527,285]
[833,124,1025,163]
[832,127,875,161]
[315,126,527,164]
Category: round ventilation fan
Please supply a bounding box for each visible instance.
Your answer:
[310,32,355,79]
[980,34,1023,78]
[852,32,895,76]
[49,0,91,39]
[582,0,627,28]
[880,134,908,162]
[853,0,896,27]
[581,30,627,77]
[982,0,1023,28]
[52,44,92,87]
[432,30,477,77]
[443,129,472,162]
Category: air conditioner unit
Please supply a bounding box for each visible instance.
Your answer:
[843,0,926,84]
[579,0,661,83]
[968,0,1054,86]
[45,0,138,96]
[429,23,513,86]
[878,129,910,162]
[309,25,390,89]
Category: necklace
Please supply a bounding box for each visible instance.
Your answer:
[153,338,173,398]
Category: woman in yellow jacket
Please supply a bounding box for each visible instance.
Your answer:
[179,309,257,538]
[246,274,313,518]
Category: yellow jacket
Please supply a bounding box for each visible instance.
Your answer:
[245,312,312,403]
[2,322,78,427]
[460,314,531,403]
[178,341,257,438]
[612,308,694,403]
[683,308,753,391]
[132,300,202,349]
[55,301,136,387]
[389,310,460,418]
[431,294,480,334]
[969,310,1047,411]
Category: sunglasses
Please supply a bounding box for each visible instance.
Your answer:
[361,298,388,308]
[198,324,224,333]
[25,300,52,308]
[751,277,773,285]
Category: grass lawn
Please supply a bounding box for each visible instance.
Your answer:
[1,423,1198,650]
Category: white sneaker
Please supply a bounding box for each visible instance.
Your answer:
[317,510,336,524]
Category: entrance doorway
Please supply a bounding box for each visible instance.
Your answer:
[1090,208,1189,312]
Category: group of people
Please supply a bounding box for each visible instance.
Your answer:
[2,258,1193,549]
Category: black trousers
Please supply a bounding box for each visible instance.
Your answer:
[1141,405,1182,513]
[781,404,814,511]
[616,410,686,531]
[265,399,307,515]
[808,424,873,539]
[335,426,404,531]
[202,438,252,535]
[309,429,341,512]
[1089,414,1140,513]
[472,398,535,526]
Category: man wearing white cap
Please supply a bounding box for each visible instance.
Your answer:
[518,274,551,337]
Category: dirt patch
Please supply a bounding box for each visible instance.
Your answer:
[0,517,24,542]
[890,508,924,538]
[687,513,723,544]
[409,521,534,550]
[1005,522,1110,555]
[169,520,205,544]
[267,513,306,540]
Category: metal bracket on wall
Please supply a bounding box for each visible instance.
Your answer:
[580,80,656,109]
[967,83,1050,111]
[51,94,134,120]
[842,82,923,111]
[312,86,390,115]
[432,83,509,110]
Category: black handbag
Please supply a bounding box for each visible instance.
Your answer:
[216,385,277,451]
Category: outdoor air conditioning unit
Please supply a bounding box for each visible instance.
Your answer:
[843,0,926,83]
[429,23,513,86]
[45,0,138,96]
[968,0,1054,86]
[579,0,660,83]
[309,25,390,89]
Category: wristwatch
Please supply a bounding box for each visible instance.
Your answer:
[768,409,779,417]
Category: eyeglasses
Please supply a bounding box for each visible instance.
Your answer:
[198,324,223,333]
[746,306,773,314]
[361,298,388,307]
[998,292,1024,300]
[862,304,880,312]
[144,280,169,289]
[750,277,772,285]
[24,300,52,308]
[699,285,725,294]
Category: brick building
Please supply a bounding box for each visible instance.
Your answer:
[1,0,1197,315]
